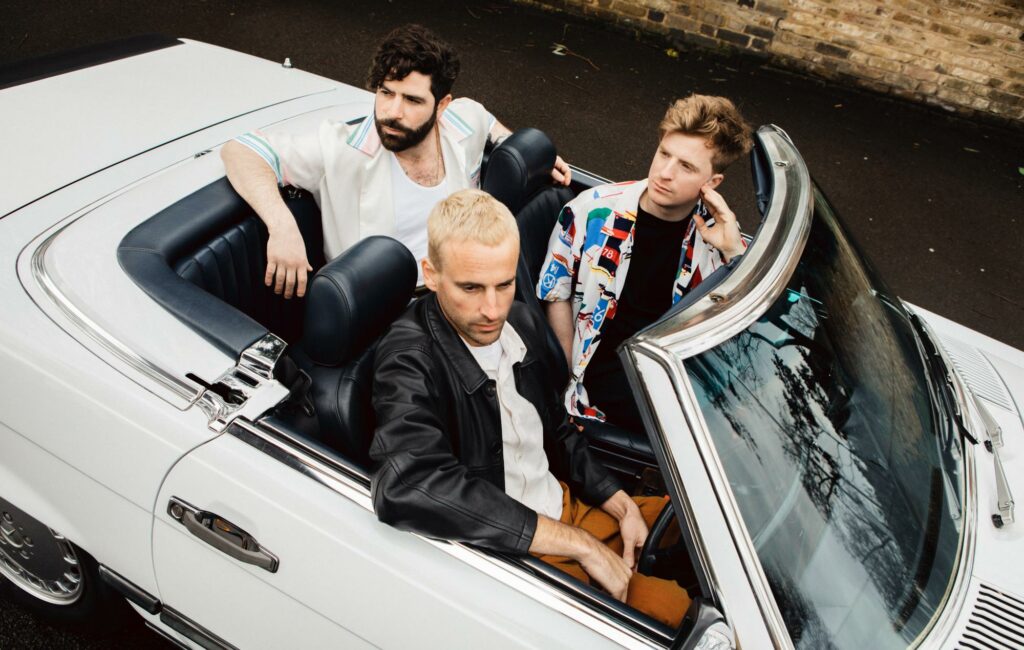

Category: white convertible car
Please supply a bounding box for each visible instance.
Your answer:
[2,36,1022,650]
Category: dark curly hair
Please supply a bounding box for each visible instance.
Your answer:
[366,24,461,102]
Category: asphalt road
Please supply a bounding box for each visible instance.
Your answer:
[1,0,1023,647]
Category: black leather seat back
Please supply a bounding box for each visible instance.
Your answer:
[119,178,325,356]
[289,236,417,466]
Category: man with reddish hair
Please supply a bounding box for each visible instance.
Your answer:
[538,94,753,432]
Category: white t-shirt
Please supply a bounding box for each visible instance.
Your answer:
[465,326,564,521]
[389,154,451,283]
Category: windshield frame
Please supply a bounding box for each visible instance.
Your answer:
[621,126,975,648]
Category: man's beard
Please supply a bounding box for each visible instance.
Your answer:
[375,110,438,152]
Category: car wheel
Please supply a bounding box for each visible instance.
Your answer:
[0,497,119,624]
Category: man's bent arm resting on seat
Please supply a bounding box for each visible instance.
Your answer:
[221,141,312,299]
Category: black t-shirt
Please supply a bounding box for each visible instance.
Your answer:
[585,203,689,385]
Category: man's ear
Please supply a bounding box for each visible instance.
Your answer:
[422,257,439,292]
[705,172,725,190]
[435,94,453,119]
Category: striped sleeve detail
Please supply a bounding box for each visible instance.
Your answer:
[345,115,376,154]
[235,132,283,185]
[442,106,475,138]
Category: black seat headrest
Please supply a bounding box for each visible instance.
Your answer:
[482,128,557,214]
[303,236,417,366]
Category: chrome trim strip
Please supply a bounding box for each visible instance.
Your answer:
[30,228,202,406]
[619,344,721,602]
[227,418,665,649]
[160,605,238,650]
[638,126,813,359]
[914,442,978,649]
[632,342,794,649]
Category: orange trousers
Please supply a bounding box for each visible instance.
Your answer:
[533,485,691,628]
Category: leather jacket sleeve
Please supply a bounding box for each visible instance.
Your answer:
[369,339,538,554]
[548,415,621,507]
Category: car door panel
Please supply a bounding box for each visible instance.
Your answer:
[153,431,621,649]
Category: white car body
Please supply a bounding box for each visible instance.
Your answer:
[1,38,1022,649]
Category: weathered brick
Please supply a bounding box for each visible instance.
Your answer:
[754,3,788,19]
[717,28,751,46]
[988,89,1024,105]
[815,41,851,58]
[699,23,716,36]
[666,14,698,32]
[743,23,775,40]
[902,64,940,83]
[611,1,647,19]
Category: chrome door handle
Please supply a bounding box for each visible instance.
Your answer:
[167,498,279,573]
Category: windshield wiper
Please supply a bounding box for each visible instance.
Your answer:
[974,397,1015,528]
[908,311,977,446]
[908,311,1015,528]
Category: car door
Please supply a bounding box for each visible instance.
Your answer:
[152,420,626,649]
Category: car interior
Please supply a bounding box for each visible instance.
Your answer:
[117,125,772,644]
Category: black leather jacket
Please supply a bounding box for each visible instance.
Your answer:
[369,294,621,554]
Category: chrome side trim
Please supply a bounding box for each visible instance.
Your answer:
[227,418,665,649]
[160,606,238,650]
[638,126,813,359]
[30,228,202,407]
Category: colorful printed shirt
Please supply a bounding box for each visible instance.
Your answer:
[536,179,731,419]
[235,97,495,261]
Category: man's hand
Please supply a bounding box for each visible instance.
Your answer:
[578,537,633,601]
[551,155,572,186]
[530,514,632,602]
[265,222,313,299]
[601,490,648,570]
[695,185,745,262]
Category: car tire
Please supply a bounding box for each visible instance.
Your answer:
[0,497,123,626]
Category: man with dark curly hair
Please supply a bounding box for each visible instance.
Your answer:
[222,24,570,296]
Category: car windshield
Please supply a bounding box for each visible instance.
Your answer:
[682,187,965,648]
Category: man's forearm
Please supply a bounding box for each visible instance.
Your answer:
[544,300,574,366]
[221,140,296,235]
[529,514,597,560]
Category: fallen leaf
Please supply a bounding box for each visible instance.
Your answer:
[1018,167,1024,175]
[552,43,567,56]
[963,147,979,153]
[665,48,679,58]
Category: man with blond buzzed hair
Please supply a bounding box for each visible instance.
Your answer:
[370,189,690,628]
[538,94,753,433]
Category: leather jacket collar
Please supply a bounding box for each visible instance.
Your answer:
[421,293,537,396]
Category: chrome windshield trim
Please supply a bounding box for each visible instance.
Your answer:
[619,344,722,602]
[631,340,794,649]
[904,305,981,648]
[228,418,665,649]
[636,125,813,360]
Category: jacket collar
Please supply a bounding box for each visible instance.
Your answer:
[422,294,537,395]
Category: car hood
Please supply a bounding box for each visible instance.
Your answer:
[0,38,335,218]
[913,305,1024,647]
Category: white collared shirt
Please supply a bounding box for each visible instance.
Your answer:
[465,324,564,520]
[234,97,494,260]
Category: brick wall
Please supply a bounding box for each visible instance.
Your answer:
[514,0,1024,124]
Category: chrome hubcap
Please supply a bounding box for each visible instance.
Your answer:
[0,500,83,605]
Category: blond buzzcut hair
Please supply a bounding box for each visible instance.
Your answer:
[659,94,753,172]
[427,189,519,269]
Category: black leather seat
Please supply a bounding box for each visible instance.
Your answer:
[286,236,418,467]
[119,178,324,356]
